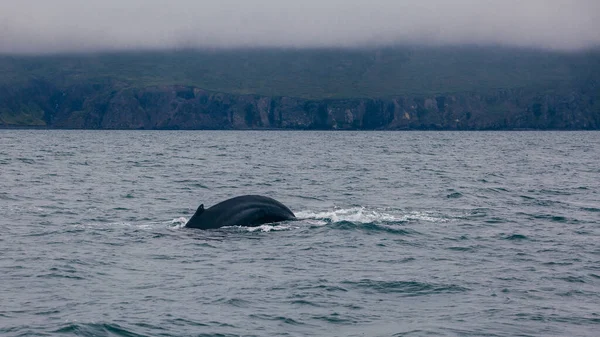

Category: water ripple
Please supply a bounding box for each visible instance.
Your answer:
[1,130,599,337]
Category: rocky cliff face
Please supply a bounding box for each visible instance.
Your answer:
[1,80,599,130]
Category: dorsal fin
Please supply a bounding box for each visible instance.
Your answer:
[194,204,205,216]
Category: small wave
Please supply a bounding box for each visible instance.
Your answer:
[52,322,144,337]
[212,297,252,308]
[291,299,322,307]
[331,221,417,235]
[392,329,438,337]
[558,275,587,283]
[167,318,210,327]
[292,195,325,201]
[0,192,19,201]
[447,246,477,252]
[557,290,597,297]
[503,234,530,241]
[538,189,573,196]
[36,272,85,280]
[446,192,463,198]
[311,313,356,324]
[16,157,36,164]
[249,314,305,326]
[343,279,469,296]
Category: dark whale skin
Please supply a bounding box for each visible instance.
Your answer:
[185,195,296,229]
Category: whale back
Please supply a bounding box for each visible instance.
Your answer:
[185,195,296,229]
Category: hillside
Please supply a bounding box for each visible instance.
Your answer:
[1,46,599,129]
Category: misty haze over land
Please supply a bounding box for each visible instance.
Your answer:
[1,0,599,54]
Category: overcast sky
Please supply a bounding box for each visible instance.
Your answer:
[1,0,599,53]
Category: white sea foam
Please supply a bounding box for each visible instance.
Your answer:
[170,217,188,229]
[295,207,448,224]
[243,224,295,232]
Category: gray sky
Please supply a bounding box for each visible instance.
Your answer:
[1,0,599,53]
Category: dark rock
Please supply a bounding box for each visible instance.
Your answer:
[1,80,599,130]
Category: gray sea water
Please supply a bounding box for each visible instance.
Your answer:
[0,130,599,337]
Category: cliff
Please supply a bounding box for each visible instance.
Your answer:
[1,47,599,130]
[1,80,598,130]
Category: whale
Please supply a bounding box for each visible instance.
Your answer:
[185,195,296,229]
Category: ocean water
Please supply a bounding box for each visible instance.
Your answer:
[0,130,599,337]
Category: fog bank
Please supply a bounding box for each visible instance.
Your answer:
[1,0,599,53]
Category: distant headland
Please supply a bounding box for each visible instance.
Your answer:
[1,46,599,130]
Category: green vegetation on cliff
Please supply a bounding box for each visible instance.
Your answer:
[0,102,46,126]
[1,46,598,99]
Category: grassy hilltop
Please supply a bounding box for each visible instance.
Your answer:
[1,46,598,99]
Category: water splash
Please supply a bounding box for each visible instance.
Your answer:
[170,217,188,229]
[295,207,448,224]
[243,224,295,232]
[168,217,294,232]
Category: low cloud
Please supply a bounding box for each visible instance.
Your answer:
[1,0,599,53]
